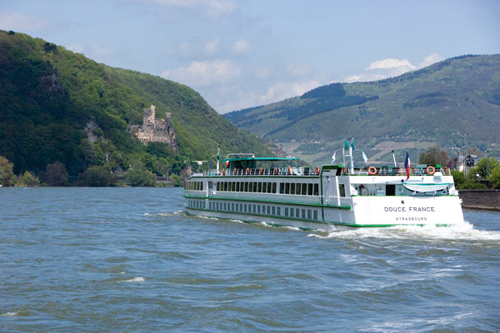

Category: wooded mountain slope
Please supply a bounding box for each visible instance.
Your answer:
[226,55,500,150]
[0,30,269,176]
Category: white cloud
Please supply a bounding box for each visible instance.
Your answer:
[216,79,321,113]
[0,11,48,31]
[346,53,445,83]
[367,58,417,70]
[232,39,250,55]
[419,53,445,68]
[161,59,242,87]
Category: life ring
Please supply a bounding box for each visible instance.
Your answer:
[427,166,435,175]
[368,166,377,175]
[274,167,278,175]
[287,166,291,175]
[246,167,250,175]
[316,166,320,175]
[222,168,226,175]
[259,167,263,175]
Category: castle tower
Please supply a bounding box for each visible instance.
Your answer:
[143,105,156,127]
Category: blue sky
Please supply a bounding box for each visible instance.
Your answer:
[1,0,499,113]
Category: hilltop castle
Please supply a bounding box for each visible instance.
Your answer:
[129,105,178,151]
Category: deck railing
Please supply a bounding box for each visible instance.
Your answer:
[194,166,452,177]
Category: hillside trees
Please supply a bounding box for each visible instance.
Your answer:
[0,156,15,186]
[419,146,450,166]
[0,30,271,183]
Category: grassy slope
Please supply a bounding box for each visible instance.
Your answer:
[226,55,500,150]
[0,30,270,175]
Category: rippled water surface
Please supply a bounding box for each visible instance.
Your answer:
[1,187,499,332]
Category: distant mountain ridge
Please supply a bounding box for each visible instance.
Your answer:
[0,30,269,177]
[225,54,500,152]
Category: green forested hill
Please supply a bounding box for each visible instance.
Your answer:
[226,55,500,152]
[0,30,269,179]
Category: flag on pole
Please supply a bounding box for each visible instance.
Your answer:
[344,139,349,150]
[362,151,368,163]
[350,139,355,151]
[331,151,336,164]
[404,152,410,180]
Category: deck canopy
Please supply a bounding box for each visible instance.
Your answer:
[223,156,299,170]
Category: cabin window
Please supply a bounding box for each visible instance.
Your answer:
[302,209,306,219]
[277,207,281,216]
[279,183,285,194]
[291,183,296,195]
[262,182,267,193]
[302,183,307,195]
[267,206,271,215]
[272,206,276,215]
[253,183,257,192]
[231,203,235,211]
[296,208,300,217]
[290,208,294,217]
[285,207,289,216]
[308,184,313,196]
[386,185,396,196]
[308,210,312,219]
[314,210,318,220]
[272,183,277,193]
[244,182,248,192]
[339,184,346,197]
[296,183,301,195]
[285,183,290,194]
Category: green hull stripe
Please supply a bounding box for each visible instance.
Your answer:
[185,208,451,228]
[184,194,351,210]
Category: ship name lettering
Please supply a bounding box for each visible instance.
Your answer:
[384,207,406,213]
[408,207,435,213]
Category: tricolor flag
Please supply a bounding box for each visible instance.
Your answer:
[404,152,410,180]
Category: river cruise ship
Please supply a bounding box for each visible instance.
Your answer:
[184,150,464,230]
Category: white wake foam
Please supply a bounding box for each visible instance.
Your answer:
[1,312,18,316]
[309,221,500,242]
[122,277,145,283]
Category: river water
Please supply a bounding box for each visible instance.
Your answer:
[1,187,499,332]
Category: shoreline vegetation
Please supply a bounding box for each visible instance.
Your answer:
[2,147,499,189]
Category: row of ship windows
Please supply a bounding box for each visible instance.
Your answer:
[216,181,320,196]
[186,181,203,191]
[187,199,320,221]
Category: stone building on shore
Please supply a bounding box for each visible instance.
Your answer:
[129,105,178,151]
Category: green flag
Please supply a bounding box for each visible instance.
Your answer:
[351,139,355,151]
[344,139,349,150]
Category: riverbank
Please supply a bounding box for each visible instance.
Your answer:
[459,189,500,211]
